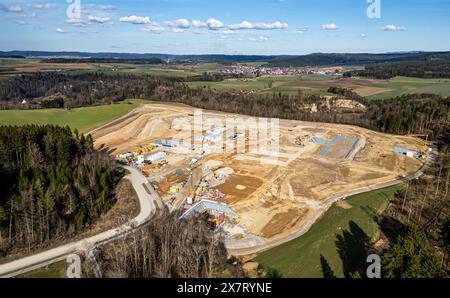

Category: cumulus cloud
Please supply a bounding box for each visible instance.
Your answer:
[56,28,66,33]
[165,18,190,29]
[321,23,339,30]
[120,15,156,25]
[382,25,406,31]
[0,4,22,13]
[228,21,288,30]
[191,20,207,28]
[88,15,111,24]
[361,33,367,38]
[171,28,185,33]
[206,18,224,30]
[27,3,57,10]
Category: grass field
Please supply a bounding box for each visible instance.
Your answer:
[366,76,450,100]
[254,185,402,278]
[18,261,67,278]
[188,74,450,99]
[0,99,145,133]
[188,74,338,96]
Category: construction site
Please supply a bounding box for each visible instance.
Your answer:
[92,103,429,250]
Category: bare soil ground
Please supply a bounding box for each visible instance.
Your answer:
[92,103,426,241]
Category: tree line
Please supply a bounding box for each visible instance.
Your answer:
[83,210,244,278]
[0,72,179,110]
[345,60,450,79]
[0,125,122,257]
[153,84,449,140]
[1,72,448,140]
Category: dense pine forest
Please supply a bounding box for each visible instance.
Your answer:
[0,125,122,257]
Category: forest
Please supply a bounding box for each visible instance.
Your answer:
[346,60,450,79]
[0,125,122,257]
[83,210,244,278]
[153,84,450,140]
[0,72,178,109]
[1,72,448,141]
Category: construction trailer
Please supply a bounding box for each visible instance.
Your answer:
[118,152,134,159]
[146,151,167,163]
[136,155,145,165]
[155,139,180,148]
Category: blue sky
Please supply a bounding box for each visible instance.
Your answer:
[1,0,450,54]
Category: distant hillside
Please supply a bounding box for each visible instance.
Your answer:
[0,51,275,63]
[267,52,450,67]
[40,58,164,64]
[2,50,450,66]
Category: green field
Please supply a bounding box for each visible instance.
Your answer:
[188,74,338,96]
[18,261,67,278]
[367,76,450,100]
[254,185,402,278]
[188,73,450,99]
[0,99,145,133]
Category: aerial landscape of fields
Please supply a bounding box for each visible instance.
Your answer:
[0,0,449,292]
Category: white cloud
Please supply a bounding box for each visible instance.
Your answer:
[16,20,27,25]
[288,28,308,35]
[221,30,235,35]
[83,4,117,11]
[191,20,207,28]
[171,28,185,33]
[0,4,22,13]
[321,23,339,30]
[139,24,164,34]
[229,21,288,30]
[361,33,367,38]
[66,18,85,26]
[165,18,190,29]
[382,25,406,31]
[206,18,224,30]
[27,3,57,10]
[120,15,156,25]
[248,35,270,42]
[88,15,111,24]
[56,28,66,33]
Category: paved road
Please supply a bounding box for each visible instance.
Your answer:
[0,166,159,278]
[227,153,434,256]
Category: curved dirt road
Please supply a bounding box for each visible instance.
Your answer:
[0,166,159,278]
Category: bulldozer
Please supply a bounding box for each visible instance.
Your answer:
[158,159,168,167]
